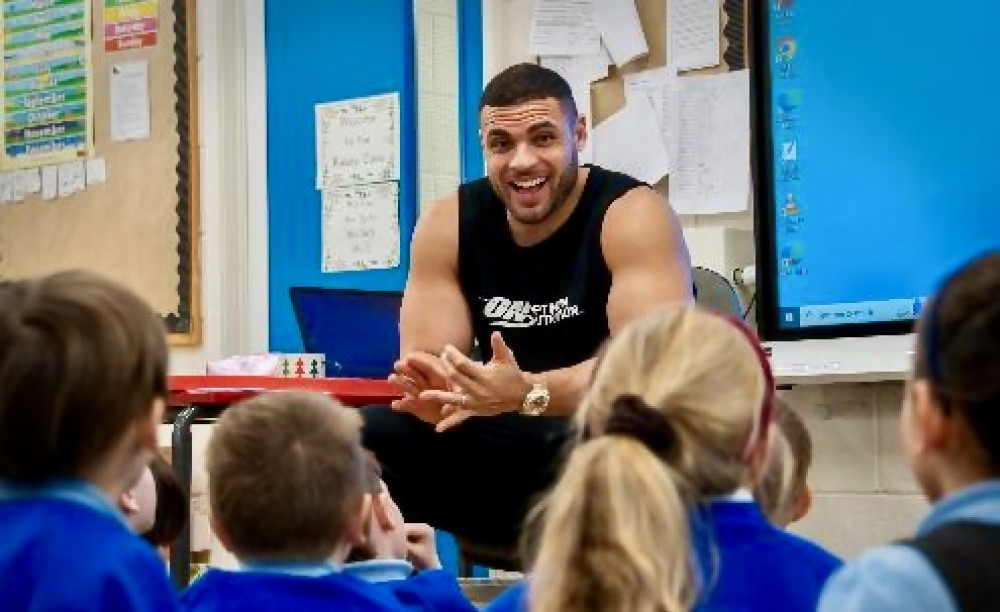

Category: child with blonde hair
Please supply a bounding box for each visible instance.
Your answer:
[0,271,178,611]
[488,306,839,612]
[821,252,1000,611]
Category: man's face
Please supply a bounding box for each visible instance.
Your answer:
[480,97,585,226]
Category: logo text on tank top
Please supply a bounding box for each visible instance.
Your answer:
[481,296,583,328]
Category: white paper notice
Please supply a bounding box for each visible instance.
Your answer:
[624,65,680,174]
[321,181,400,273]
[41,166,58,200]
[10,168,41,200]
[86,158,107,185]
[669,70,750,215]
[670,0,721,71]
[594,0,648,66]
[530,0,601,57]
[316,92,400,189]
[57,161,86,197]
[0,174,15,203]
[110,61,151,142]
[594,94,671,184]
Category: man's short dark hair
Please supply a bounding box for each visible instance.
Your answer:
[479,62,577,119]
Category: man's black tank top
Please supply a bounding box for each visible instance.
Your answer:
[457,165,645,373]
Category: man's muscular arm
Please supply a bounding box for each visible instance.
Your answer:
[390,193,473,422]
[603,185,693,334]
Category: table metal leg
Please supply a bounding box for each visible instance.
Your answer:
[170,405,199,588]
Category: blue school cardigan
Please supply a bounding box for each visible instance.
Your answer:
[0,479,178,612]
[486,495,841,612]
[345,560,478,612]
[180,562,407,612]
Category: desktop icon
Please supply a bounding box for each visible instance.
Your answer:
[777,90,801,113]
[783,193,800,215]
[777,90,801,127]
[776,36,797,62]
[780,140,798,161]
[775,0,795,9]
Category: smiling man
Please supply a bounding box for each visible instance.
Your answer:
[362,63,692,563]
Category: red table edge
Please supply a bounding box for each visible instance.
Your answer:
[168,375,401,407]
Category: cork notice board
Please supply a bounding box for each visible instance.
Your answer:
[592,0,747,126]
[0,0,201,345]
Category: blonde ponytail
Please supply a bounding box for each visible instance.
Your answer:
[529,436,696,612]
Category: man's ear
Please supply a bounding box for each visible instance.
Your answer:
[345,494,372,548]
[574,114,588,152]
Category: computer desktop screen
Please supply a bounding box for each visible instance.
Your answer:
[752,1,1000,340]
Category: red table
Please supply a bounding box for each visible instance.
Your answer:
[165,375,401,586]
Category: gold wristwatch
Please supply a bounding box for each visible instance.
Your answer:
[521,381,550,416]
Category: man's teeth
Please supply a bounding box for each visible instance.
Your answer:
[513,177,546,189]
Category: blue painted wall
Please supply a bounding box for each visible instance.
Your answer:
[265,0,417,351]
[457,0,484,181]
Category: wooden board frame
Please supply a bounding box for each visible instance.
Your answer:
[166,0,201,346]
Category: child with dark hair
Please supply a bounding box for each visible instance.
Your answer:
[0,270,178,611]
[821,251,1000,611]
[344,452,477,611]
[180,391,403,611]
[143,453,189,552]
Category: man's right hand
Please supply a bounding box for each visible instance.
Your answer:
[388,351,451,425]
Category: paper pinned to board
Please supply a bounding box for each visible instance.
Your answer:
[623,65,680,174]
[593,0,648,66]
[530,0,601,57]
[669,70,750,215]
[86,157,107,185]
[321,181,400,273]
[594,93,671,185]
[669,0,721,71]
[315,92,400,189]
[57,161,86,197]
[41,166,58,200]
[110,60,151,142]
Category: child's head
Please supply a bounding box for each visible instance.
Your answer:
[530,305,774,612]
[207,391,367,563]
[345,451,407,564]
[0,271,167,491]
[753,399,813,527]
[143,453,188,549]
[906,251,1000,501]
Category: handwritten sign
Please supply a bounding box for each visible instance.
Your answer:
[315,92,400,189]
[321,181,400,273]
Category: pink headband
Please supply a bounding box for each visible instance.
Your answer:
[719,316,776,460]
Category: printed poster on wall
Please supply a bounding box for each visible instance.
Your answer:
[321,181,401,273]
[104,0,158,52]
[2,0,93,170]
[315,92,400,189]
